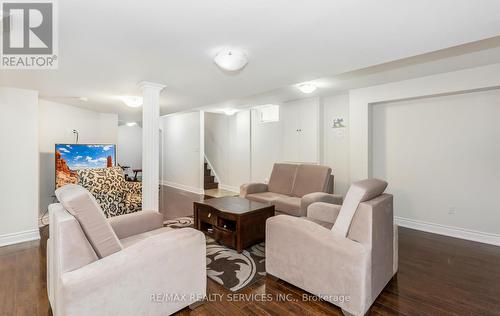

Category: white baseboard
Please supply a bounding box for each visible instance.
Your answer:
[219,184,239,193]
[160,181,204,195]
[0,229,41,247]
[395,216,500,246]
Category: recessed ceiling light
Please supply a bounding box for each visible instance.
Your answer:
[297,83,317,94]
[126,122,138,127]
[223,108,238,116]
[214,49,248,72]
[119,96,143,108]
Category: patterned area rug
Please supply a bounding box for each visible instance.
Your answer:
[164,216,266,292]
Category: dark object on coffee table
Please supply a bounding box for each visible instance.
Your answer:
[194,197,274,252]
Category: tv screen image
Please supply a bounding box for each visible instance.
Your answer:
[55,144,116,189]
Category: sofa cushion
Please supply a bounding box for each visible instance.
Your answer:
[246,191,288,204]
[274,197,302,217]
[268,163,298,195]
[291,164,332,197]
[55,184,123,258]
[332,178,388,237]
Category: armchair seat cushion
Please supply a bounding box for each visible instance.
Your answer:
[119,227,172,248]
[274,197,302,217]
[246,191,288,204]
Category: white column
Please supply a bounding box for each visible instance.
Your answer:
[139,81,165,211]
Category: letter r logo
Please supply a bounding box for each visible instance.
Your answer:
[2,2,53,54]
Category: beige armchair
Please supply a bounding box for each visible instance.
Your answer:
[266,179,398,316]
[47,184,206,316]
[240,163,343,217]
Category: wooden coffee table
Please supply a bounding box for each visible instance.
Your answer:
[193,197,275,252]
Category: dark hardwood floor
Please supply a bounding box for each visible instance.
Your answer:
[1,190,500,315]
[159,185,213,220]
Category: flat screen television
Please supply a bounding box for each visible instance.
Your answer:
[55,144,116,189]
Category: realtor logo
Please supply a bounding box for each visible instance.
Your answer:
[1,0,58,69]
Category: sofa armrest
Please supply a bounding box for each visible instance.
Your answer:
[300,192,343,215]
[59,228,206,316]
[306,202,342,224]
[108,210,164,239]
[240,183,268,197]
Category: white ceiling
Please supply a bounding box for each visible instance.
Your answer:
[1,0,500,123]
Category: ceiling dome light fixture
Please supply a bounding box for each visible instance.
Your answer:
[126,122,138,127]
[214,49,248,72]
[297,83,318,94]
[119,96,143,108]
[223,108,239,116]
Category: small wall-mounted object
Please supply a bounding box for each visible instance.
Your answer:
[72,129,79,143]
[332,117,346,129]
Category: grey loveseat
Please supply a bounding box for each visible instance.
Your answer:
[240,163,342,217]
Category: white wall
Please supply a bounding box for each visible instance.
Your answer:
[323,94,351,195]
[281,97,320,164]
[250,108,283,183]
[117,125,142,178]
[373,89,500,235]
[227,111,251,189]
[0,87,40,246]
[161,112,203,193]
[204,111,251,191]
[249,97,350,194]
[349,63,500,181]
[38,99,118,215]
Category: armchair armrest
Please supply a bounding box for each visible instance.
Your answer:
[300,192,343,215]
[59,228,206,316]
[307,202,342,224]
[240,183,268,197]
[267,215,364,256]
[108,210,164,239]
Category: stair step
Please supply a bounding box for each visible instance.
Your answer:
[204,169,211,176]
[204,175,215,183]
[204,182,218,190]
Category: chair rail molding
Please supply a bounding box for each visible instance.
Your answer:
[139,81,166,211]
